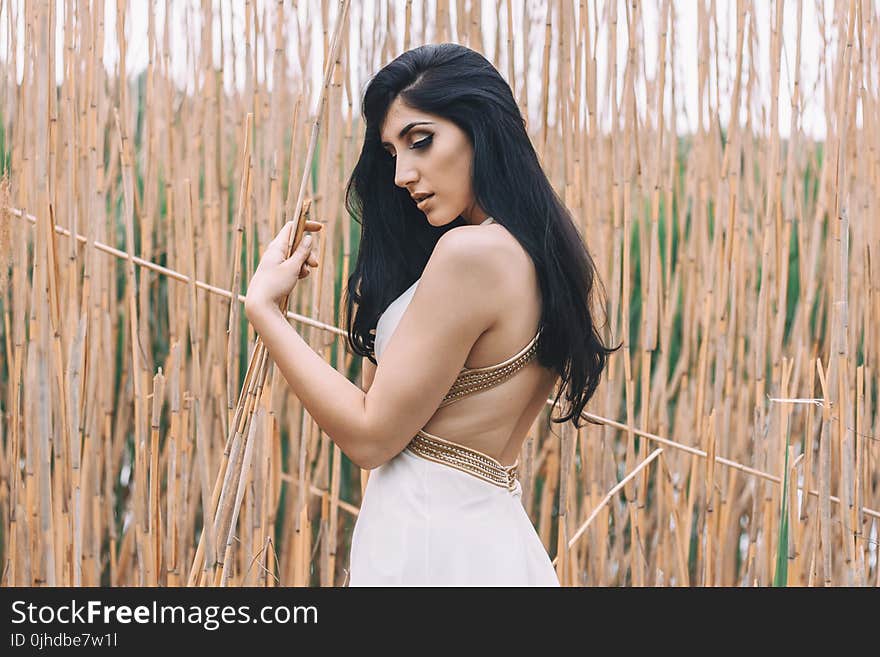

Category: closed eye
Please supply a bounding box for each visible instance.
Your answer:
[411,135,433,150]
[386,134,432,159]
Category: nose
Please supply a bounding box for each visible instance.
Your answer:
[393,155,418,189]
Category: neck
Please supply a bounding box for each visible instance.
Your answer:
[463,206,490,225]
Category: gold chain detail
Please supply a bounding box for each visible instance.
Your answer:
[440,333,540,407]
[406,431,519,492]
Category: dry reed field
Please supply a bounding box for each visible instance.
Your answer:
[0,0,878,587]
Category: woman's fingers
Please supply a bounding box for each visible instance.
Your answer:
[276,219,322,246]
[296,222,322,247]
[298,219,323,241]
[280,221,320,282]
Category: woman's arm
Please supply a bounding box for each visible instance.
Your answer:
[245,226,505,470]
[362,358,376,392]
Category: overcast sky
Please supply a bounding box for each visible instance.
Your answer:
[2,1,868,140]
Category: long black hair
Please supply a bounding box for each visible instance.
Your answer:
[343,43,620,428]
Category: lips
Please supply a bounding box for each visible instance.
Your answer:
[415,193,434,209]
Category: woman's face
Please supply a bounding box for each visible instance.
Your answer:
[380,97,488,227]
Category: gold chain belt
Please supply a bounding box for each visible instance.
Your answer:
[406,430,519,492]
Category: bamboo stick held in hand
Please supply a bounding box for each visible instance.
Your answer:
[186,0,351,587]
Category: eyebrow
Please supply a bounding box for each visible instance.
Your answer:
[381,121,435,147]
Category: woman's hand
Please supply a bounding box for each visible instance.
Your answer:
[245,219,322,317]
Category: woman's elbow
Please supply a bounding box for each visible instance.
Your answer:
[355,447,385,471]
[357,436,413,470]
[342,440,383,471]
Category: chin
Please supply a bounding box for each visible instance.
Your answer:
[425,212,454,227]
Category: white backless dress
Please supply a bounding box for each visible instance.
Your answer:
[347,217,560,586]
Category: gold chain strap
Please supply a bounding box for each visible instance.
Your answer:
[440,334,540,407]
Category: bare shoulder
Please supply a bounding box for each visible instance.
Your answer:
[416,222,536,341]
[428,222,524,284]
[425,220,542,367]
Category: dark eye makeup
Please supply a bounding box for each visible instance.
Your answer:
[386,134,433,158]
[411,134,433,150]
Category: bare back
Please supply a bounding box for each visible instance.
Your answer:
[363,223,558,468]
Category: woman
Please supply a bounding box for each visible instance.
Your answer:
[245,43,619,586]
